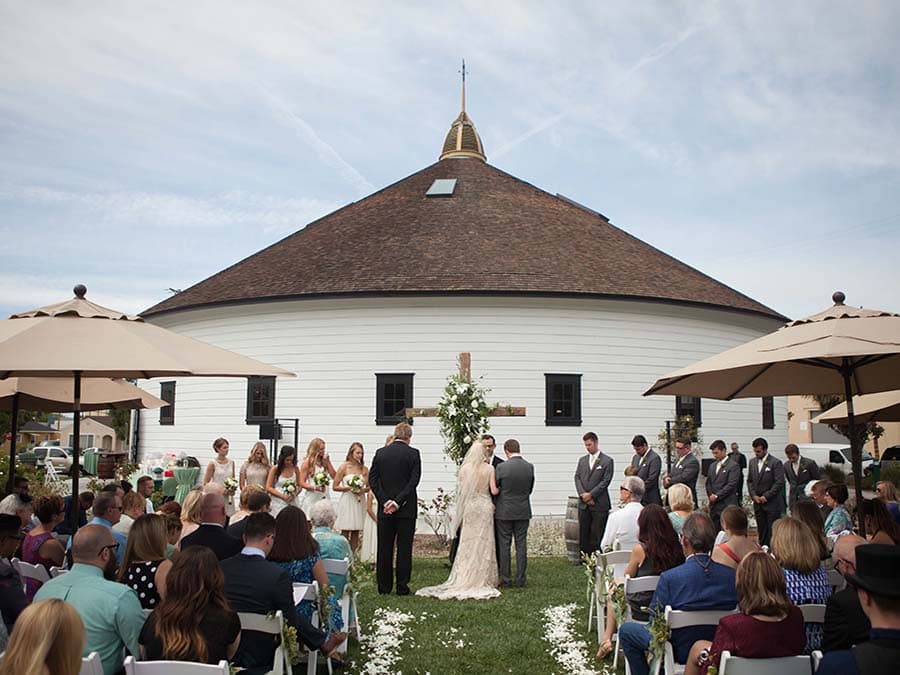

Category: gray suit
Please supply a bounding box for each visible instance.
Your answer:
[747,453,786,547]
[494,455,534,586]
[668,453,700,506]
[574,452,614,556]
[631,449,662,505]
[705,457,741,530]
[785,457,821,510]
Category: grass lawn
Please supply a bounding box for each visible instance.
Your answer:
[343,556,622,675]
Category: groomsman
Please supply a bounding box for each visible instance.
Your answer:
[730,442,747,502]
[574,432,614,558]
[630,435,662,506]
[664,439,700,507]
[706,439,741,531]
[482,434,504,467]
[784,443,821,511]
[747,437,785,548]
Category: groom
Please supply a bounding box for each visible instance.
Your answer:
[369,422,422,595]
[494,439,534,588]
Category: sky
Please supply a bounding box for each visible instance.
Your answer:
[1,1,898,321]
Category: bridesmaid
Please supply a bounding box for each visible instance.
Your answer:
[266,446,302,517]
[333,442,369,551]
[204,438,235,500]
[240,441,271,491]
[298,438,336,517]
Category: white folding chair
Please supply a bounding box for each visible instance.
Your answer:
[321,557,355,646]
[238,609,289,675]
[799,603,826,624]
[719,649,823,674]
[123,655,229,673]
[49,566,68,578]
[826,567,846,592]
[613,575,660,672]
[656,606,739,675]
[11,557,50,591]
[292,582,325,675]
[589,550,632,641]
[79,651,104,675]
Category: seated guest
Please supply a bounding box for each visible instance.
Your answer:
[118,514,173,610]
[270,505,343,635]
[817,544,900,675]
[230,484,266,526]
[179,493,242,561]
[684,551,805,674]
[770,517,832,652]
[227,488,271,542]
[711,505,759,570]
[0,514,27,638]
[157,500,182,519]
[310,499,353,579]
[221,513,347,672]
[875,481,900,525]
[597,504,684,659]
[85,492,127,565]
[861,498,899,545]
[163,514,181,559]
[823,484,853,538]
[177,489,203,543]
[55,491,93,536]
[793,499,831,561]
[139,546,240,663]
[618,512,738,675]
[812,479,834,520]
[114,491,146,536]
[0,598,86,675]
[0,492,33,531]
[823,534,871,652]
[21,494,66,600]
[35,524,145,675]
[601,475,645,553]
[666,483,694,537]
[0,476,30,514]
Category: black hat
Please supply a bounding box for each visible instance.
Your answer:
[0,514,22,539]
[846,544,900,598]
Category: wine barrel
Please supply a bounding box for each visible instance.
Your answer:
[97,453,124,479]
[564,495,581,564]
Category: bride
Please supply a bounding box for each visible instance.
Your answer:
[417,441,500,600]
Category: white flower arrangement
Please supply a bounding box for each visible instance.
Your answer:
[541,603,611,675]
[347,473,365,494]
[436,371,491,465]
[223,476,238,493]
[312,470,330,488]
[281,478,297,496]
[358,607,414,675]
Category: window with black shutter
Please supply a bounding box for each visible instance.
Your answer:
[762,396,775,429]
[675,395,702,427]
[159,381,175,425]
[376,373,414,425]
[545,374,582,426]
[246,376,276,423]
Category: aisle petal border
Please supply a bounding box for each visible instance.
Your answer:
[541,603,609,675]
[357,607,415,675]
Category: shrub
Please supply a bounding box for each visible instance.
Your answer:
[0,451,47,499]
[821,463,847,485]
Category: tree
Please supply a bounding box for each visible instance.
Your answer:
[107,408,131,441]
[0,410,50,449]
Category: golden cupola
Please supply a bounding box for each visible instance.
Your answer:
[440,60,486,162]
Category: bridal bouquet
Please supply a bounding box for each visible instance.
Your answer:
[312,471,330,488]
[347,474,365,494]
[223,476,238,493]
[282,478,298,496]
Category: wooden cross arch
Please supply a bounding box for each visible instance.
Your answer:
[404,352,527,419]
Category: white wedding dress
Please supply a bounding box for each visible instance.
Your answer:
[416,455,500,600]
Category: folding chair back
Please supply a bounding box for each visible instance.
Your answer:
[718,649,823,675]
[826,568,845,592]
[799,603,826,624]
[320,558,352,650]
[237,609,288,675]
[79,651,104,675]
[659,606,739,675]
[50,566,68,578]
[589,550,633,639]
[123,655,229,673]
[12,558,50,588]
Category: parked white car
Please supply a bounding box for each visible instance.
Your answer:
[34,446,74,473]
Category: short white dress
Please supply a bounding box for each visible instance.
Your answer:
[299,463,330,517]
[210,459,236,512]
[359,508,378,563]
[334,475,366,531]
[270,472,298,517]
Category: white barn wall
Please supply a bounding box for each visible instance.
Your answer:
[138,296,787,516]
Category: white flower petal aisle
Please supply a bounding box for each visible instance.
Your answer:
[356,607,415,674]
[541,603,609,675]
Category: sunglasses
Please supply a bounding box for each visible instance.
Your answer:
[619,485,632,492]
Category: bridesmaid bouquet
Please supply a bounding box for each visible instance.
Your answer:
[282,478,298,496]
[312,470,330,488]
[223,476,238,494]
[347,474,365,494]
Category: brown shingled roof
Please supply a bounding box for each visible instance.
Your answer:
[143,158,785,321]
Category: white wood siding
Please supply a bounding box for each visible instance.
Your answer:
[138,296,787,517]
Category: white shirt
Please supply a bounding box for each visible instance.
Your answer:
[600,501,643,553]
[144,498,154,514]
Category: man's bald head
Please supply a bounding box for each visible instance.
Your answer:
[200,492,226,524]
[72,525,115,564]
[834,534,868,576]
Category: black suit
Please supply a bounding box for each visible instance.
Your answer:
[667,453,700,506]
[705,458,741,531]
[222,553,326,672]
[181,523,243,561]
[631,449,662,505]
[730,451,747,501]
[747,453,786,547]
[785,456,821,510]
[368,439,422,594]
[823,586,871,652]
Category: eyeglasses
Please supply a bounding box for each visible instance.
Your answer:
[875,487,883,493]
[98,543,119,556]
[619,485,632,492]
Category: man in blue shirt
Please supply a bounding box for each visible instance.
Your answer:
[817,544,900,675]
[36,524,145,675]
[618,512,738,675]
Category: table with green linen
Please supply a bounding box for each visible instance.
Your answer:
[173,467,200,503]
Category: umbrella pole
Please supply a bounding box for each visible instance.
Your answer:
[5,393,19,495]
[841,364,865,538]
[69,372,82,533]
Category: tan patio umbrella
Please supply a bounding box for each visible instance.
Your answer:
[645,291,900,536]
[1,377,167,493]
[813,390,900,425]
[0,285,295,529]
